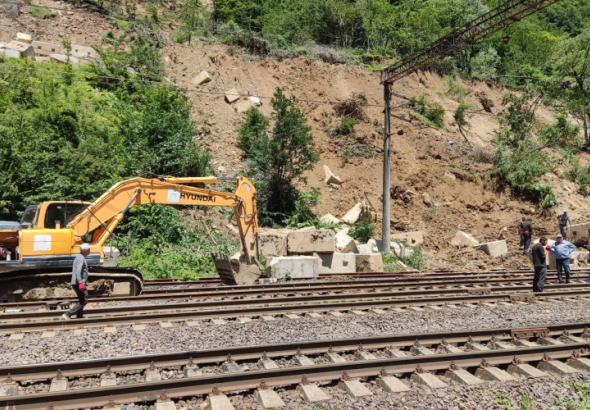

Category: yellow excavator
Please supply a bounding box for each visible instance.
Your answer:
[0,176,261,300]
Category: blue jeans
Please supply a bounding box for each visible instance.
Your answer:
[556,258,571,283]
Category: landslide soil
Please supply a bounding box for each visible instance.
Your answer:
[4,2,590,271]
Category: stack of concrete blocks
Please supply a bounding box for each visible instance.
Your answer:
[1,32,98,63]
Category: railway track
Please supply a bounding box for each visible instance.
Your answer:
[3,269,588,311]
[2,285,590,333]
[2,322,590,409]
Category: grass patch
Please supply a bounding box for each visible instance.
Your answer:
[30,5,53,19]
[382,247,428,272]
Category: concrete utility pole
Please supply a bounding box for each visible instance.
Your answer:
[382,83,392,253]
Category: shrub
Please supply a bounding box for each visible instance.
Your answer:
[382,247,428,271]
[412,95,445,128]
[284,189,320,228]
[444,76,466,100]
[238,107,269,154]
[332,117,357,137]
[471,47,500,80]
[334,93,367,121]
[454,104,470,127]
[349,220,375,243]
[30,5,53,19]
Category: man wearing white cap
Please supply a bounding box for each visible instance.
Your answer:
[557,211,572,239]
[62,243,90,320]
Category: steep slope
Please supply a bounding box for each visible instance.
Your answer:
[3,2,589,270]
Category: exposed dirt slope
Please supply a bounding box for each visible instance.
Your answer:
[4,3,590,270]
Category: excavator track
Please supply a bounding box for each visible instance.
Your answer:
[0,267,143,301]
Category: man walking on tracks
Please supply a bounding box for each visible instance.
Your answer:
[557,211,572,239]
[532,237,549,292]
[550,234,576,284]
[522,218,534,252]
[62,243,90,320]
[518,216,526,250]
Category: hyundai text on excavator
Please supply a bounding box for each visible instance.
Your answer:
[0,176,261,300]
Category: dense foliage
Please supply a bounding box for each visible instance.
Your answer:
[0,39,220,279]
[238,88,319,225]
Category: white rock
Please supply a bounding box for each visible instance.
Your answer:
[268,256,320,279]
[16,32,32,44]
[225,88,240,104]
[335,231,358,253]
[192,70,212,85]
[324,165,343,185]
[477,240,508,257]
[342,203,364,225]
[451,231,479,248]
[320,213,340,225]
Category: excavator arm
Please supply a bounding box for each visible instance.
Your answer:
[67,176,259,263]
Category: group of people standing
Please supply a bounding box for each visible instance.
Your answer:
[529,211,577,293]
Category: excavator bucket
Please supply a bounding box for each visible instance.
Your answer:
[213,253,262,286]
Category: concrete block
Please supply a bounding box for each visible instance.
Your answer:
[268,256,320,280]
[185,364,203,377]
[249,96,262,106]
[70,44,98,59]
[100,374,117,387]
[41,331,56,338]
[32,40,63,56]
[335,231,358,253]
[324,165,342,185]
[445,369,483,385]
[288,228,335,254]
[104,326,117,334]
[5,41,34,58]
[258,228,290,259]
[193,70,212,85]
[284,314,300,320]
[537,360,577,375]
[342,203,365,225]
[371,309,387,314]
[0,381,18,396]
[7,333,24,342]
[73,328,87,336]
[50,377,68,392]
[475,367,514,381]
[298,383,330,403]
[410,345,435,356]
[378,376,410,393]
[223,361,241,373]
[145,368,162,382]
[261,315,277,322]
[317,253,356,274]
[366,238,378,253]
[306,312,323,319]
[50,53,79,65]
[208,394,235,410]
[567,222,590,246]
[155,401,176,410]
[159,322,174,328]
[212,319,227,325]
[16,32,32,44]
[327,352,346,363]
[386,348,407,358]
[356,253,384,272]
[451,231,479,248]
[295,355,315,366]
[411,373,447,389]
[507,363,547,378]
[320,213,340,225]
[339,379,373,398]
[567,358,590,371]
[466,342,489,351]
[261,359,280,370]
[327,311,344,317]
[511,339,536,347]
[236,99,253,113]
[477,240,508,257]
[255,389,285,408]
[355,350,377,360]
[225,88,240,103]
[390,231,424,246]
[186,321,200,327]
[539,337,563,345]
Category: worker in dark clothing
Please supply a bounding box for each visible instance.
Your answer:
[522,218,534,252]
[557,211,572,239]
[518,216,526,250]
[532,237,549,292]
[62,243,90,320]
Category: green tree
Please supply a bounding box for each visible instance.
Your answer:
[239,88,319,225]
[552,28,590,145]
[179,0,207,45]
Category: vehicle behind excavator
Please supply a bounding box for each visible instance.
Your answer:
[0,176,261,301]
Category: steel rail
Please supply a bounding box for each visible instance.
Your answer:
[2,321,589,382]
[2,287,590,333]
[2,343,588,409]
[2,281,590,323]
[2,274,584,311]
